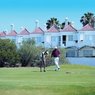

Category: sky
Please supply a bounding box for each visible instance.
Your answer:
[0,0,95,32]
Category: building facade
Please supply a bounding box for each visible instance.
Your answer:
[0,23,95,57]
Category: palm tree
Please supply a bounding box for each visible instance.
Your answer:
[60,22,71,29]
[46,17,60,29]
[60,17,72,29]
[46,17,73,29]
[80,12,95,27]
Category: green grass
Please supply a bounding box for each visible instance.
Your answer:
[0,64,95,95]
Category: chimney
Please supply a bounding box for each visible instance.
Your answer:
[71,21,74,27]
[10,24,14,31]
[35,19,39,28]
[65,17,68,26]
[20,26,24,31]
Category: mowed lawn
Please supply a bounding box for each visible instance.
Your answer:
[0,64,95,95]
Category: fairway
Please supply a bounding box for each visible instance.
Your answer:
[0,64,95,95]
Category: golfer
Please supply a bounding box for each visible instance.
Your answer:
[51,47,60,71]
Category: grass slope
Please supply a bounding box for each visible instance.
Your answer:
[0,64,95,95]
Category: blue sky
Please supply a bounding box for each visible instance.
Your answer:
[0,0,95,32]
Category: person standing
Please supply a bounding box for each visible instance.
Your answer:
[51,47,60,71]
[40,50,49,72]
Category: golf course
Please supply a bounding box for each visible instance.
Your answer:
[0,64,95,95]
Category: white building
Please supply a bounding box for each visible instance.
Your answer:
[0,23,95,57]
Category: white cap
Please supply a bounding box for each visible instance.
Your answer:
[46,51,49,54]
[42,52,44,54]
[55,46,57,49]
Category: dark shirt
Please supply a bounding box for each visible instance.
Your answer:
[51,49,60,57]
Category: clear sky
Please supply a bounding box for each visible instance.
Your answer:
[0,0,95,32]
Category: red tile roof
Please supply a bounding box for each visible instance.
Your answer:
[80,24,95,31]
[47,24,59,32]
[61,24,77,32]
[0,31,6,36]
[19,28,30,35]
[7,30,17,36]
[31,27,44,34]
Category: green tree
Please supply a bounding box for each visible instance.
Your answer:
[59,48,69,64]
[0,39,19,67]
[80,12,95,27]
[46,17,60,29]
[46,17,72,29]
[18,39,43,66]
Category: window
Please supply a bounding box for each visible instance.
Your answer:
[66,50,76,57]
[80,34,84,41]
[51,36,59,46]
[51,36,59,42]
[58,36,61,46]
[51,36,56,42]
[62,35,66,46]
[68,35,73,41]
[83,50,93,57]
[36,37,42,43]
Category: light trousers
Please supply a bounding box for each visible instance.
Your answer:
[54,57,60,70]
